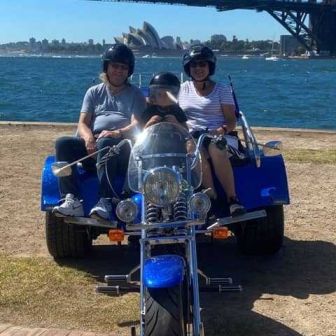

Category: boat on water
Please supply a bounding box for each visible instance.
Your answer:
[265,38,280,61]
[242,55,250,60]
[265,55,280,61]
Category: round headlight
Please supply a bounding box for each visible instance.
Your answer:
[144,167,180,207]
[189,193,211,216]
[116,199,138,223]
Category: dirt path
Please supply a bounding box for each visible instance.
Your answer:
[0,324,115,336]
[0,123,335,335]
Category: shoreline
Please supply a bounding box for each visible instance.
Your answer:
[1,120,336,135]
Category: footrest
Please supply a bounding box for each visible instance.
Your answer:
[105,275,128,283]
[64,216,117,228]
[207,209,267,229]
[96,285,139,295]
[200,284,242,293]
[207,277,232,285]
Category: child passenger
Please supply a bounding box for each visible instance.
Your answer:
[139,72,188,129]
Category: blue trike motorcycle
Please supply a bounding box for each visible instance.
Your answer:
[41,113,289,336]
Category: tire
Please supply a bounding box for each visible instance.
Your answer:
[145,285,186,336]
[235,205,284,255]
[45,212,92,259]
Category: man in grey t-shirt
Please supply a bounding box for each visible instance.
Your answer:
[53,44,146,220]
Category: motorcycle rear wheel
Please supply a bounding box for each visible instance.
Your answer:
[235,205,284,255]
[145,285,186,336]
[45,212,92,259]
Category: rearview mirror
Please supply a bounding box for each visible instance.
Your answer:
[51,161,72,177]
[263,141,282,156]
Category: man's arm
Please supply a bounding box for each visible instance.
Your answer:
[77,112,96,154]
[97,114,141,139]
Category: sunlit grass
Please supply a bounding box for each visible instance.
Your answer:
[283,149,336,164]
[0,254,138,333]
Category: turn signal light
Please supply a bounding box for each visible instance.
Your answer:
[108,229,125,242]
[212,227,230,240]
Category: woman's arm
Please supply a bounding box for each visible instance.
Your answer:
[212,104,237,135]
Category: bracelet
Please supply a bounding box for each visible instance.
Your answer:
[221,125,228,134]
[118,129,124,138]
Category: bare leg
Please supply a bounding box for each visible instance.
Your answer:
[208,144,236,201]
[200,149,217,199]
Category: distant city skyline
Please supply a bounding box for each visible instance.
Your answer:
[0,0,289,44]
[0,33,277,47]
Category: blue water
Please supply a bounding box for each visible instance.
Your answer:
[0,56,335,130]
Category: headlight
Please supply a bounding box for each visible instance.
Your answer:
[189,193,211,217]
[144,167,180,207]
[116,199,138,223]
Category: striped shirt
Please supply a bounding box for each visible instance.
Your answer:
[178,80,235,131]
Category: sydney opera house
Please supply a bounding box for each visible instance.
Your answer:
[114,22,187,55]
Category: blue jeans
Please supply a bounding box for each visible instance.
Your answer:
[55,136,130,199]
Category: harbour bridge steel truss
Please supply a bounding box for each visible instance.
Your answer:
[89,0,336,55]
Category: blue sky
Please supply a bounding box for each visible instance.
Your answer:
[0,0,288,44]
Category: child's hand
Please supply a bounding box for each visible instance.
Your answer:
[149,115,162,123]
[164,114,178,124]
[145,115,162,128]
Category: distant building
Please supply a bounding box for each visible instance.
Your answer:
[29,37,36,46]
[211,34,227,44]
[51,39,60,46]
[280,35,301,56]
[41,39,49,51]
[114,21,185,50]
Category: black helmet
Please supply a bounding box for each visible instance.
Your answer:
[102,44,135,76]
[149,72,180,96]
[183,44,216,77]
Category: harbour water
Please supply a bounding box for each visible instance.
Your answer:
[0,55,335,130]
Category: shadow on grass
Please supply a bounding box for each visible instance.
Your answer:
[56,236,336,336]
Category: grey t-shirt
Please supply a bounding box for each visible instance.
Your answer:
[81,82,146,134]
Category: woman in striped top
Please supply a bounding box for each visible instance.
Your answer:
[179,45,245,217]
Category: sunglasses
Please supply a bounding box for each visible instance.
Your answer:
[109,63,129,71]
[190,61,208,68]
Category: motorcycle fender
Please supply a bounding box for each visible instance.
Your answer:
[144,255,185,288]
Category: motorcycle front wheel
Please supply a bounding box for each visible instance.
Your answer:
[145,284,186,336]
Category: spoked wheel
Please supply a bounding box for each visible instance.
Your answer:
[145,284,186,336]
[45,211,92,259]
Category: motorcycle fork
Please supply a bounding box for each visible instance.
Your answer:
[139,199,149,336]
[187,226,202,336]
